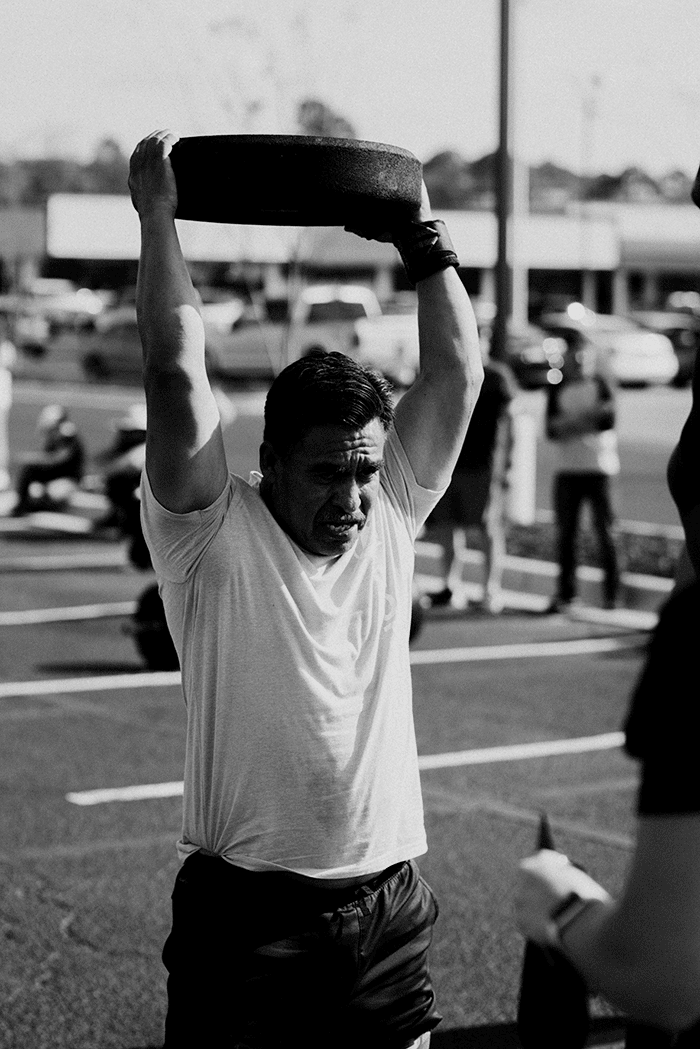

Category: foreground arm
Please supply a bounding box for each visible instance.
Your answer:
[130,130,228,513]
[517,829,700,1033]
[516,583,700,1034]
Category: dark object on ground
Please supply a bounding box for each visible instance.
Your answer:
[170,135,422,227]
[409,592,425,644]
[516,813,591,1049]
[129,583,179,671]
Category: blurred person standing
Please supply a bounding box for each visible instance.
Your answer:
[545,333,620,612]
[129,129,482,1048]
[11,404,85,515]
[423,342,517,613]
[0,316,17,493]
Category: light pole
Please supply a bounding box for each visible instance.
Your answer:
[492,0,512,361]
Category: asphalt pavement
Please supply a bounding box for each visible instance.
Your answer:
[0,378,685,1048]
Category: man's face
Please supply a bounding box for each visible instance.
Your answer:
[260,419,386,558]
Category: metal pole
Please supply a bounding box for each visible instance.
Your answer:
[492,0,512,361]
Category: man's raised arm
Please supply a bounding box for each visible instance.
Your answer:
[130,130,228,513]
[350,187,483,492]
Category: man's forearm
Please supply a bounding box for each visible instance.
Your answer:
[136,210,205,373]
[416,267,482,392]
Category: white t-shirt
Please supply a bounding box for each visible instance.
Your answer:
[141,427,445,878]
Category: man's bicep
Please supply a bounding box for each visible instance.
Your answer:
[394,369,476,491]
[144,372,229,513]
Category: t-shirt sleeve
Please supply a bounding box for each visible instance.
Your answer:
[140,469,241,583]
[623,581,700,815]
[381,427,448,538]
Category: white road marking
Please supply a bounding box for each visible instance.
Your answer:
[65,732,627,805]
[417,732,625,770]
[0,670,181,700]
[0,550,128,571]
[67,782,184,806]
[410,635,643,664]
[0,633,644,702]
[0,602,136,626]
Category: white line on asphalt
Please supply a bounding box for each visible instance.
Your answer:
[410,635,643,664]
[0,602,136,626]
[0,634,646,702]
[66,782,185,806]
[417,732,626,770]
[65,731,627,805]
[0,670,181,700]
[0,634,644,702]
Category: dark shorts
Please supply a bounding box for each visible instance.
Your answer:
[427,467,494,528]
[162,854,441,1048]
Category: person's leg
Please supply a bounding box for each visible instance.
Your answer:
[587,474,619,608]
[553,473,583,606]
[162,854,382,1049]
[480,487,507,612]
[344,860,442,1048]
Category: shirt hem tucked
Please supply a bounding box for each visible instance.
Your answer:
[176,839,428,877]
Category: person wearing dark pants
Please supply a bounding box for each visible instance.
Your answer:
[129,130,483,1048]
[553,471,618,608]
[545,335,620,612]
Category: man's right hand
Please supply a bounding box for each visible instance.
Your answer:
[128,130,179,219]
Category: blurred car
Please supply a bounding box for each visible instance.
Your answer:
[0,280,107,356]
[81,300,256,382]
[538,305,679,387]
[0,295,51,355]
[630,310,700,387]
[665,290,700,315]
[476,313,567,389]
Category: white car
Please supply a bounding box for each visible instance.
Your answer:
[539,306,679,387]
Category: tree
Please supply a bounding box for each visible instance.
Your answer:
[296,98,357,139]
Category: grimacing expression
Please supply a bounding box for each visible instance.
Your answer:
[260,419,386,558]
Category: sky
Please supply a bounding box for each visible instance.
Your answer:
[2,0,700,177]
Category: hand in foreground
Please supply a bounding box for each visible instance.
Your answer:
[515,848,612,948]
[345,180,432,243]
[129,130,179,218]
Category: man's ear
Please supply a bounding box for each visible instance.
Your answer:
[259,441,279,478]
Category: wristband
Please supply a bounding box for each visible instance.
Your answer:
[392,219,459,287]
[550,891,601,950]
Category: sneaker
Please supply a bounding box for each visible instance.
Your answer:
[429,587,453,608]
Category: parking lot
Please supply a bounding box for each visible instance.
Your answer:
[0,378,686,1048]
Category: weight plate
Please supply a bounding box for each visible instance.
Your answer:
[170,134,422,226]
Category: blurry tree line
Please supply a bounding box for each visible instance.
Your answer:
[0,100,693,211]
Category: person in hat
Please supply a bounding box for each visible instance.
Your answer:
[11,403,85,515]
[129,129,483,1048]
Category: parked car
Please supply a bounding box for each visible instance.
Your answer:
[630,310,700,387]
[538,305,679,386]
[80,305,243,382]
[476,313,567,389]
[207,284,425,386]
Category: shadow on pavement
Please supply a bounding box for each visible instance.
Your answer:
[432,1015,627,1046]
[37,661,146,675]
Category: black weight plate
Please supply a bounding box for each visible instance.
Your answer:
[170,134,422,226]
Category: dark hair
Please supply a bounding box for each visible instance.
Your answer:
[263,351,395,457]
